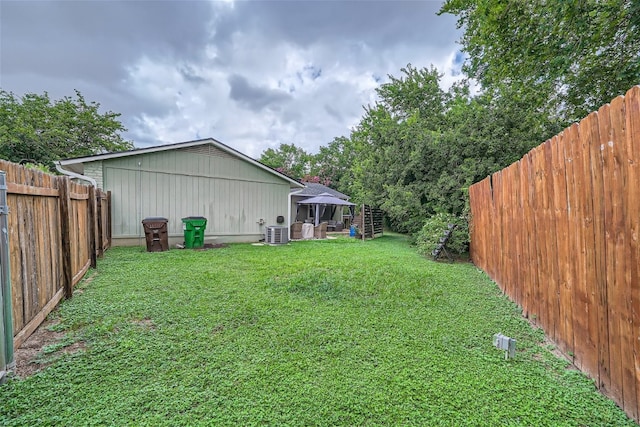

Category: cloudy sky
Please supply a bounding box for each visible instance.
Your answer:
[1,1,463,158]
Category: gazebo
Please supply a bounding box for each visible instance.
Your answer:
[296,193,355,226]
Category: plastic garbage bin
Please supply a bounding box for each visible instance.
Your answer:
[349,225,357,237]
[182,216,207,248]
[142,217,169,252]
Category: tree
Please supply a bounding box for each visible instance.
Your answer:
[440,0,640,121]
[348,66,451,233]
[331,65,563,235]
[376,64,450,127]
[258,143,311,179]
[309,136,357,194]
[0,90,133,171]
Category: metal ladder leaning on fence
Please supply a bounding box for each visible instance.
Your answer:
[431,223,457,262]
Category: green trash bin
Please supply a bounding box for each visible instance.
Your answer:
[182,216,207,248]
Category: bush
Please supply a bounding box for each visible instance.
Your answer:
[414,212,469,256]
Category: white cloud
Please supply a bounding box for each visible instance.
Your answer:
[1,1,463,158]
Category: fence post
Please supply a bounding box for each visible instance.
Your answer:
[88,185,97,268]
[96,191,104,258]
[58,177,73,299]
[0,255,4,384]
[0,171,13,380]
[361,204,365,242]
[107,191,112,248]
[0,171,15,383]
[369,207,375,239]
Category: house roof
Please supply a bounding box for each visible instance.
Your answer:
[294,182,350,200]
[59,137,304,188]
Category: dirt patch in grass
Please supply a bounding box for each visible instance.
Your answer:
[197,243,228,250]
[131,318,156,330]
[12,274,96,379]
[524,319,578,372]
[12,319,85,379]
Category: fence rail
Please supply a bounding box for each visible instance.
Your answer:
[0,160,111,352]
[469,85,640,422]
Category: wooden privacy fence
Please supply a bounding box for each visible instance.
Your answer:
[469,86,640,422]
[0,160,111,350]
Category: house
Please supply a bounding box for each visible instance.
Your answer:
[58,138,304,246]
[291,183,354,226]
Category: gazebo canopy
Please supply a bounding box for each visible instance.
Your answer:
[296,193,355,226]
[297,193,355,206]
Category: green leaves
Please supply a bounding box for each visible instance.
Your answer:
[376,64,450,126]
[347,67,453,233]
[337,59,570,237]
[309,136,357,194]
[440,0,640,122]
[258,143,312,179]
[265,0,639,246]
[0,89,133,171]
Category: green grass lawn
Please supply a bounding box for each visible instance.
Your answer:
[0,234,636,426]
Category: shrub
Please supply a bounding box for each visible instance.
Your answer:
[414,212,469,256]
[23,162,51,173]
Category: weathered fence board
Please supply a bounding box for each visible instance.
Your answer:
[469,85,640,423]
[544,140,561,344]
[69,181,91,288]
[521,154,537,324]
[626,84,640,421]
[600,100,625,406]
[623,87,640,420]
[610,94,638,420]
[551,134,569,354]
[587,109,609,393]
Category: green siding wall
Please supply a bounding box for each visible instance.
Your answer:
[102,148,290,240]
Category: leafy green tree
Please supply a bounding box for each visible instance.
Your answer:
[309,136,357,194]
[375,64,450,127]
[316,0,640,243]
[429,81,564,216]
[335,65,564,235]
[440,0,640,121]
[259,143,311,179]
[0,90,133,171]
[348,66,452,233]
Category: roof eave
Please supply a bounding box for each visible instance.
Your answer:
[59,138,220,165]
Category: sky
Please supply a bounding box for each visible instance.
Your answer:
[1,0,464,159]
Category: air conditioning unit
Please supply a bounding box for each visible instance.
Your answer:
[265,226,289,244]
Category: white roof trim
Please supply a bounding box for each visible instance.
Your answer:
[60,137,304,188]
